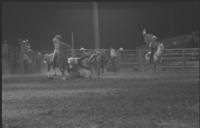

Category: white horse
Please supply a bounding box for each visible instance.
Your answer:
[145,43,165,72]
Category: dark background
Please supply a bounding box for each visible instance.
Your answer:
[2,2,199,50]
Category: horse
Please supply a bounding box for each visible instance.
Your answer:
[43,44,70,80]
[145,43,165,72]
[54,43,71,80]
[88,50,107,78]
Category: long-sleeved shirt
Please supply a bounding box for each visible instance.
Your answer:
[143,33,158,48]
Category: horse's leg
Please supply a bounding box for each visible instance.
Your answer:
[66,65,72,78]
[47,65,51,78]
[144,62,148,72]
[66,64,73,79]
[97,63,100,79]
[24,61,28,74]
[101,65,104,74]
[52,66,56,76]
[89,64,94,79]
[88,66,91,78]
[89,68,92,79]
[144,56,149,72]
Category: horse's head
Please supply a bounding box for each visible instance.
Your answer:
[158,43,164,51]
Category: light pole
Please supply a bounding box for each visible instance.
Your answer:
[71,32,75,57]
[169,6,174,36]
[93,2,100,49]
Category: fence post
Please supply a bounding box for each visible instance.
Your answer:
[182,49,186,67]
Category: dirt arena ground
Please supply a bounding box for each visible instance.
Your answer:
[2,71,199,128]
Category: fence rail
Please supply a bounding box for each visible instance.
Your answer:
[118,48,199,71]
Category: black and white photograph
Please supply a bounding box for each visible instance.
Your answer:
[2,1,199,128]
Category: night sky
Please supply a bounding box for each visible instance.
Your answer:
[2,2,199,50]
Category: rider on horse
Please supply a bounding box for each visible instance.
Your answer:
[52,34,70,66]
[142,28,159,63]
[51,34,71,80]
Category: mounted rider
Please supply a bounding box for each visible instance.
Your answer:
[142,28,159,63]
[52,34,71,66]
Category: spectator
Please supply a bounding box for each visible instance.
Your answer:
[110,47,118,73]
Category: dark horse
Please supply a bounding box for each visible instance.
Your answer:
[78,50,107,78]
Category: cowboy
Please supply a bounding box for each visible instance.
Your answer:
[142,28,159,63]
[52,34,71,65]
[80,47,89,57]
[52,34,63,65]
[110,47,118,73]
